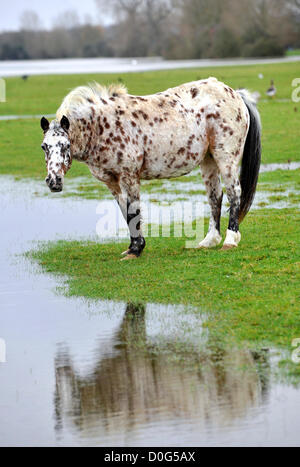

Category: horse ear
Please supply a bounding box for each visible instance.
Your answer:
[60,115,70,132]
[41,117,49,133]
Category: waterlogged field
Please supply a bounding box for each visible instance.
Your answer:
[0,62,300,446]
[29,210,299,349]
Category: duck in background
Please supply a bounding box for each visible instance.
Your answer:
[266,80,277,98]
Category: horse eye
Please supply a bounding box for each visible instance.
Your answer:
[41,144,47,151]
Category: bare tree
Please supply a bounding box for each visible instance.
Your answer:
[143,0,172,55]
[95,0,146,55]
[287,0,300,11]
[94,0,143,21]
[52,10,81,30]
[19,10,43,31]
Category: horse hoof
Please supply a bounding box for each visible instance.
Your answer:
[221,244,237,251]
[121,254,138,261]
[198,232,222,249]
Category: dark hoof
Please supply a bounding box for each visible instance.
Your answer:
[122,237,145,259]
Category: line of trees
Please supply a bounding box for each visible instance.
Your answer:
[1,0,300,60]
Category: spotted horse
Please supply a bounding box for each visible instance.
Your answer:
[41,78,261,259]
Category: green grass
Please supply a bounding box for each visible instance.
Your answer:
[261,101,300,164]
[29,209,300,350]
[1,61,300,116]
[259,169,300,185]
[286,49,300,57]
[0,61,299,181]
[257,169,300,195]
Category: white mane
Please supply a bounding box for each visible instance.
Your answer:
[56,82,128,120]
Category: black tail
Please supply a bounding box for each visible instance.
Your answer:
[238,90,262,223]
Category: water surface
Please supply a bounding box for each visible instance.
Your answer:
[0,177,299,447]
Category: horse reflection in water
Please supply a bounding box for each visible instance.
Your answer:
[54,304,270,442]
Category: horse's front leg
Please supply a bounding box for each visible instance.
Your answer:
[110,175,146,260]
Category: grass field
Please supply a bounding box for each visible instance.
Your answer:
[286,49,300,56]
[0,61,300,180]
[1,62,299,366]
[1,61,299,116]
[29,209,300,352]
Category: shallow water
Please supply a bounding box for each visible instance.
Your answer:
[0,177,300,447]
[1,56,299,78]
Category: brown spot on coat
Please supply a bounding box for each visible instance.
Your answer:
[117,151,123,164]
[190,88,198,98]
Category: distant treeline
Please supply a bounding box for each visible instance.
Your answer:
[1,0,300,60]
[0,26,114,60]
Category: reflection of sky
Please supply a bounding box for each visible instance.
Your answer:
[0,0,112,32]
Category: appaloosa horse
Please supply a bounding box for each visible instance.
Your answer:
[41,78,261,259]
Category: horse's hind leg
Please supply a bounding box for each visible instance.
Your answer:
[216,157,242,250]
[198,154,223,248]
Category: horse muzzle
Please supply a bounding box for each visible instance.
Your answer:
[46,174,63,193]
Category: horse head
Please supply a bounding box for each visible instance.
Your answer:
[40,116,71,192]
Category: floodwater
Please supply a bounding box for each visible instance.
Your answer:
[1,56,300,78]
[0,176,300,447]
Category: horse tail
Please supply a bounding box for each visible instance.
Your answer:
[237,90,262,223]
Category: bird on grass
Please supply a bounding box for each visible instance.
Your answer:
[266,80,276,98]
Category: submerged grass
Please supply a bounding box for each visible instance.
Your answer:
[42,168,300,201]
[29,209,300,350]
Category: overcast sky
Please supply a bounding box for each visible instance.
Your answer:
[0,0,112,32]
